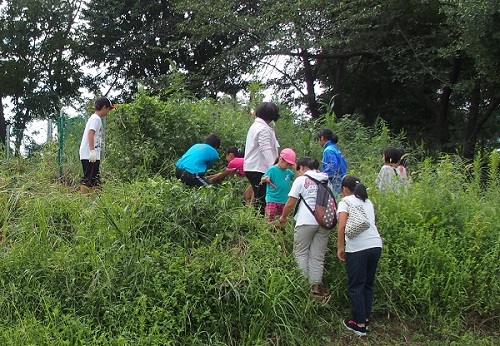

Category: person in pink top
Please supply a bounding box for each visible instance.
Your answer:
[207,147,253,204]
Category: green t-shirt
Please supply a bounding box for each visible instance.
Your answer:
[264,165,295,204]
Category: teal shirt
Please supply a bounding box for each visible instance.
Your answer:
[264,165,295,204]
[176,143,219,174]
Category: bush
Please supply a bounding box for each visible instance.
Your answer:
[105,92,252,180]
[0,178,325,345]
[370,151,500,323]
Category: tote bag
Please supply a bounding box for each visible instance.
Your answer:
[344,199,370,239]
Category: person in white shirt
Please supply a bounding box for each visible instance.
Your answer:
[244,102,280,214]
[375,147,407,190]
[278,157,331,298]
[337,175,383,336]
[79,97,115,194]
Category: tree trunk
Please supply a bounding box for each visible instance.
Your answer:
[332,59,346,118]
[462,79,481,159]
[462,85,500,159]
[300,50,319,119]
[438,55,463,152]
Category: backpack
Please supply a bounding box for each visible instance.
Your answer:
[298,175,338,229]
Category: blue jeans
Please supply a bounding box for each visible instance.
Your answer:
[345,247,382,324]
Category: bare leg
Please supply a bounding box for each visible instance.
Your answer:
[244,185,254,205]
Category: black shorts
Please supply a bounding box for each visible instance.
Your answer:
[175,167,210,187]
[81,160,101,187]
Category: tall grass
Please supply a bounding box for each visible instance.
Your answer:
[0,95,498,344]
[370,151,500,325]
[0,177,325,345]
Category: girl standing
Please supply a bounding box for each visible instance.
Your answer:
[278,157,331,297]
[260,148,296,222]
[375,147,407,190]
[337,175,383,336]
[317,128,348,195]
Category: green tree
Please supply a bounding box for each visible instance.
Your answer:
[312,0,500,157]
[441,0,500,157]
[176,0,385,118]
[80,0,250,100]
[0,0,84,154]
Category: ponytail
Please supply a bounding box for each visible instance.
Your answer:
[342,175,368,201]
[226,146,244,158]
[354,183,368,202]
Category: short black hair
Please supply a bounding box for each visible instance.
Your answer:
[296,156,319,171]
[204,134,220,149]
[317,128,338,144]
[382,147,402,164]
[255,102,280,122]
[95,97,115,111]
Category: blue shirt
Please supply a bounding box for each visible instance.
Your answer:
[176,143,219,174]
[321,141,347,193]
[264,165,295,204]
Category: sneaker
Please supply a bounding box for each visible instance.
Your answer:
[343,319,367,336]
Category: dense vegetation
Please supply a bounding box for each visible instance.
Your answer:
[0,95,498,345]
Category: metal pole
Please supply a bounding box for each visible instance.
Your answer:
[47,118,53,142]
[99,117,106,175]
[57,110,64,180]
[6,124,10,160]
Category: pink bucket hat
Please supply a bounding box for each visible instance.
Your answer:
[280,148,296,165]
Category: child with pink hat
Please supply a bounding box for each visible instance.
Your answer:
[260,148,297,223]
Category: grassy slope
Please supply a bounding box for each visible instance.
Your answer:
[0,170,498,345]
[0,97,498,344]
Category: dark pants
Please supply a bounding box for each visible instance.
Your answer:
[345,247,382,324]
[245,171,266,215]
[81,160,101,187]
[175,167,210,187]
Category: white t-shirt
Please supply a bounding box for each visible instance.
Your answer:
[243,118,279,173]
[79,114,103,160]
[337,195,383,253]
[288,170,329,226]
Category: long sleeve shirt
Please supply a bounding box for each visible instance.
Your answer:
[244,118,279,173]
